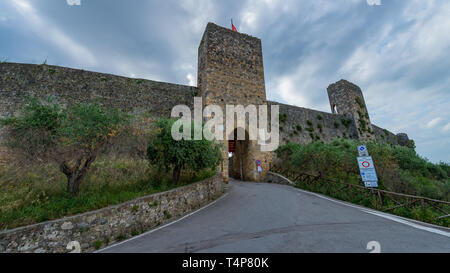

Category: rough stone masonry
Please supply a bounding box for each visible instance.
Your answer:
[0,22,412,179]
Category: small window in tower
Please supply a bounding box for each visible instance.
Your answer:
[332,104,337,114]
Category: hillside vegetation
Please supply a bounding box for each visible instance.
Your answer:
[0,98,221,229]
[274,139,450,227]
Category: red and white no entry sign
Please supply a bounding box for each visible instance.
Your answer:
[357,156,374,169]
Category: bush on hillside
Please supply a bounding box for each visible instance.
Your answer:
[147,118,222,184]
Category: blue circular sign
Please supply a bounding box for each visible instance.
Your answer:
[256,160,261,165]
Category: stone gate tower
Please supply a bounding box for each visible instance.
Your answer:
[198,22,272,183]
[327,80,375,141]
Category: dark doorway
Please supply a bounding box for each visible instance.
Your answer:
[228,128,249,181]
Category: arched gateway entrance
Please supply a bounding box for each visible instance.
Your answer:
[228,129,250,181]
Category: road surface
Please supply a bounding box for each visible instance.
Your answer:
[100,179,450,253]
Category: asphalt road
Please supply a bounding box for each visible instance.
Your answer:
[100,179,450,253]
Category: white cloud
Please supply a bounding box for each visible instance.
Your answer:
[443,123,450,132]
[426,117,444,128]
[10,0,96,66]
[66,0,81,6]
[366,0,381,6]
[186,73,196,86]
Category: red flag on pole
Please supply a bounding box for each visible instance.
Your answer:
[231,19,237,32]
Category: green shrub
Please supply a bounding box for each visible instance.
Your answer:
[147,118,222,184]
[94,241,102,250]
[341,118,352,128]
[279,113,288,123]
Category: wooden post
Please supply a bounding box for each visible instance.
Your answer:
[377,190,383,209]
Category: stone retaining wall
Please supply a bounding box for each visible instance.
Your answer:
[0,173,223,253]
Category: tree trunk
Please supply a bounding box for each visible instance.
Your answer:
[60,151,98,196]
[66,174,82,197]
[172,165,182,184]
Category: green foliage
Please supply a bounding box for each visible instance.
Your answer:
[0,159,216,229]
[116,234,126,241]
[333,121,340,128]
[131,230,139,236]
[279,113,288,123]
[147,118,222,184]
[317,123,323,133]
[410,139,416,150]
[0,97,130,196]
[358,118,367,132]
[341,118,352,128]
[355,97,365,109]
[135,79,144,85]
[94,241,102,250]
[274,139,450,226]
[295,125,302,132]
[317,114,323,121]
[306,120,313,126]
[163,210,172,219]
[48,68,56,74]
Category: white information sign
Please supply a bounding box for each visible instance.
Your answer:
[360,168,378,182]
[364,181,378,188]
[357,154,378,188]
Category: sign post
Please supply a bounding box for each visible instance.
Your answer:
[256,160,262,181]
[357,145,378,188]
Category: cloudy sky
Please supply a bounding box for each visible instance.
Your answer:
[1,0,449,163]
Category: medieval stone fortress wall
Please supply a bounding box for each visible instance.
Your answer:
[0,22,411,173]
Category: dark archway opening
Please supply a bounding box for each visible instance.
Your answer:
[228,128,249,181]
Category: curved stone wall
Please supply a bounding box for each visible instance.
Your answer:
[0,173,223,253]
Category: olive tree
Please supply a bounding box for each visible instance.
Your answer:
[147,118,222,184]
[0,97,130,196]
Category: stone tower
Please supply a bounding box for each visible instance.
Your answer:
[327,80,375,141]
[198,22,272,183]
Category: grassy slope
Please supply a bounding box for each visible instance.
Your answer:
[0,159,216,229]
